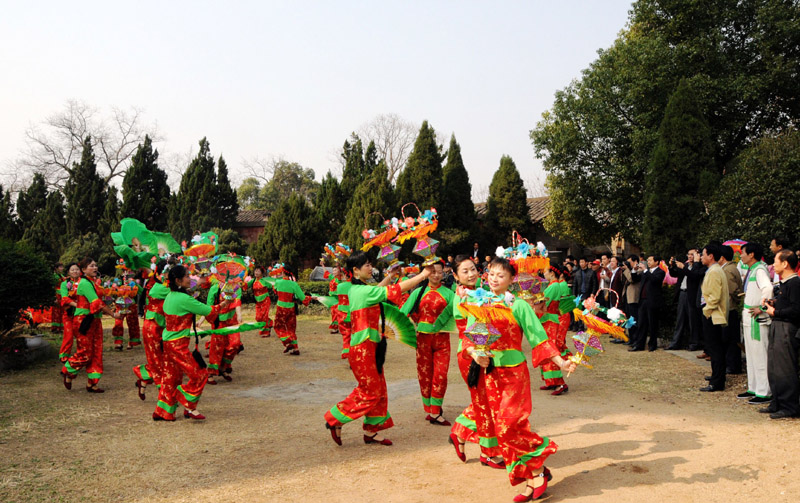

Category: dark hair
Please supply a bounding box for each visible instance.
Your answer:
[78,257,96,271]
[741,242,764,261]
[628,254,639,263]
[65,261,80,273]
[777,249,799,270]
[53,262,63,269]
[154,259,167,275]
[566,255,575,261]
[601,253,609,259]
[346,251,372,284]
[649,255,662,263]
[549,264,564,278]
[254,265,267,275]
[168,265,189,292]
[579,257,587,263]
[703,243,722,262]
[721,245,734,262]
[773,237,791,250]
[489,257,517,277]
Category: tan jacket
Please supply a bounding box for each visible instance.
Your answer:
[722,261,743,312]
[622,268,641,304]
[702,263,729,325]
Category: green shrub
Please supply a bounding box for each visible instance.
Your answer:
[297,281,332,297]
[0,239,53,331]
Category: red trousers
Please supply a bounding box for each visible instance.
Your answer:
[208,318,240,375]
[415,332,450,415]
[329,306,339,332]
[539,321,565,387]
[325,339,393,432]
[62,316,103,386]
[112,305,141,346]
[59,312,75,360]
[450,350,502,457]
[51,303,63,332]
[133,319,164,385]
[154,338,207,419]
[485,364,558,486]
[274,306,298,348]
[339,321,351,359]
[255,299,273,336]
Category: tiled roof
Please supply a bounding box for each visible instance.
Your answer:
[235,209,269,226]
[474,196,550,223]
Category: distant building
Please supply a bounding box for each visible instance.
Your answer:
[233,209,269,244]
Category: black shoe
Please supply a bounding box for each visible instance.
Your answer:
[610,339,624,344]
[628,347,644,352]
[666,345,680,350]
[737,392,753,399]
[699,385,723,392]
[704,376,712,381]
[759,405,778,414]
[648,347,657,352]
[726,369,744,375]
[748,396,771,404]
[769,410,798,419]
[687,345,702,351]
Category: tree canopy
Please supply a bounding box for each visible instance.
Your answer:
[120,135,171,232]
[484,155,529,245]
[395,121,444,210]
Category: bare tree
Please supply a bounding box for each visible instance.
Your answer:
[242,155,279,184]
[524,172,548,198]
[12,100,158,189]
[473,184,489,203]
[358,113,418,183]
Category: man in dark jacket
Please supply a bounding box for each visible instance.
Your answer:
[630,255,666,352]
[572,258,598,299]
[668,249,706,350]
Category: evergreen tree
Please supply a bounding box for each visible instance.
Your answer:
[215,155,239,229]
[22,191,66,263]
[339,160,395,248]
[0,185,19,240]
[16,173,48,233]
[395,121,444,209]
[439,135,474,246]
[484,155,529,245]
[170,137,217,241]
[314,171,347,243]
[64,136,106,239]
[250,193,318,271]
[98,186,120,238]
[120,135,171,231]
[643,79,717,257]
[340,134,367,197]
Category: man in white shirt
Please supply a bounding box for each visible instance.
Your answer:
[738,242,774,403]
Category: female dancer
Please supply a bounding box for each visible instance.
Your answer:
[112,271,141,350]
[401,260,454,425]
[537,265,571,395]
[327,266,340,334]
[272,266,309,355]
[133,261,169,400]
[448,255,504,468]
[249,265,275,338]
[324,252,431,446]
[334,268,352,359]
[464,258,575,501]
[206,276,242,381]
[57,262,81,362]
[62,257,122,392]
[153,265,229,421]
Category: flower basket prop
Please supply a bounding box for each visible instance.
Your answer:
[457,289,515,357]
[503,231,551,302]
[322,242,352,266]
[100,277,139,315]
[394,204,440,267]
[572,288,634,342]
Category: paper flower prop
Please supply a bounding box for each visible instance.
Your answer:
[361,212,399,254]
[394,204,441,266]
[456,289,511,357]
[569,331,604,369]
[572,288,632,342]
[269,263,287,278]
[506,231,551,301]
[100,277,139,314]
[112,218,181,269]
[213,254,248,285]
[323,242,352,265]
[184,231,218,258]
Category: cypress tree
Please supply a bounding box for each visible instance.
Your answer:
[340,134,367,198]
[439,134,474,231]
[64,136,105,238]
[16,173,48,234]
[314,171,347,243]
[121,135,171,231]
[215,155,238,229]
[485,155,529,245]
[98,186,120,238]
[339,160,395,248]
[0,185,19,240]
[171,137,217,241]
[394,121,444,209]
[22,191,66,263]
[643,79,717,257]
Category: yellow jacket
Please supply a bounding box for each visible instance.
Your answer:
[702,263,729,325]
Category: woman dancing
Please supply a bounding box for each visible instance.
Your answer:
[324,251,431,446]
[249,265,275,338]
[133,261,169,400]
[57,262,81,362]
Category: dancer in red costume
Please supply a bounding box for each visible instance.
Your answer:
[205,277,242,382]
[448,255,505,468]
[401,260,454,425]
[57,262,81,362]
[112,272,141,351]
[133,260,170,400]
[153,265,229,421]
[324,251,431,446]
[463,258,576,502]
[61,257,122,392]
[248,265,275,337]
[272,265,310,355]
[327,266,340,334]
[334,269,352,359]
[537,265,572,395]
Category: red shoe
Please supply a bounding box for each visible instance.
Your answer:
[480,455,506,469]
[326,422,342,446]
[543,467,552,481]
[62,371,73,390]
[183,410,205,420]
[539,385,556,391]
[114,345,124,351]
[206,376,217,385]
[86,386,105,393]
[363,433,392,446]
[152,413,175,422]
[449,433,466,462]
[290,349,300,356]
[513,472,548,502]
[135,379,147,401]
[551,384,568,396]
[429,414,451,426]
[283,345,292,354]
[425,414,432,421]
[222,372,233,382]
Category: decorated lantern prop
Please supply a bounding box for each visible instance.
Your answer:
[323,242,352,265]
[503,231,551,302]
[457,289,515,357]
[394,203,440,267]
[572,288,633,342]
[100,276,139,315]
[361,212,404,267]
[569,331,605,370]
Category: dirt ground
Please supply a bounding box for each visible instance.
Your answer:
[1,307,799,503]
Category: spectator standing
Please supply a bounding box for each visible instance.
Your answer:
[668,249,706,351]
[759,250,800,419]
[630,255,665,352]
[739,242,773,403]
[719,245,744,374]
[699,244,729,392]
[597,254,612,308]
[472,242,481,261]
[621,255,642,346]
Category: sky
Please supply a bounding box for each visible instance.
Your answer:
[0,1,634,200]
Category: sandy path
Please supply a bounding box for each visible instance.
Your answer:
[1,311,798,503]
